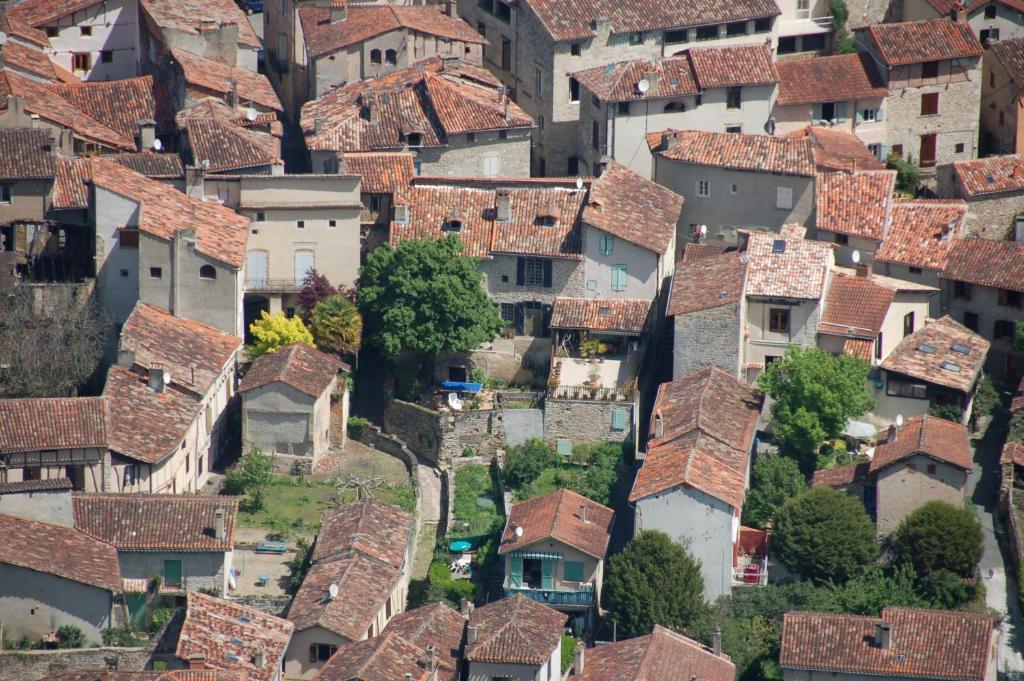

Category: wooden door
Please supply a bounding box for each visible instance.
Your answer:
[919,133,937,167]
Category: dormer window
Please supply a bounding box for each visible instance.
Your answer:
[406,133,422,147]
[443,219,462,233]
[394,205,410,224]
[537,215,557,227]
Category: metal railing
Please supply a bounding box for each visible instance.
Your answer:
[244,277,302,292]
[504,587,595,607]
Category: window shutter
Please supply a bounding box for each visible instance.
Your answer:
[309,647,318,664]
[612,408,627,431]
[541,559,554,589]
[855,109,864,124]
[811,103,823,121]
[835,101,847,121]
[876,106,884,122]
[510,556,523,587]
[514,303,525,335]
[516,257,525,285]
[563,560,584,582]
[543,259,553,288]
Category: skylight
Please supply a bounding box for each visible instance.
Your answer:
[941,362,961,372]
[598,307,611,316]
[917,344,936,354]
[951,342,970,354]
[772,239,786,254]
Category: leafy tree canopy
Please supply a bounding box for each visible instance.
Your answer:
[297,269,338,322]
[247,310,315,359]
[742,454,807,529]
[892,501,983,579]
[503,439,558,488]
[310,294,363,357]
[356,236,502,358]
[603,531,707,637]
[223,447,274,511]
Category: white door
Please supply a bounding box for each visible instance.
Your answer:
[483,154,500,177]
[246,250,268,287]
[294,250,314,285]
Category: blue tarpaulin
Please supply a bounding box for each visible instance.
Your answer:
[441,381,482,393]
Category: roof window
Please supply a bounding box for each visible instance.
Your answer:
[917,344,936,354]
[951,342,970,354]
[772,239,786,253]
[598,306,611,316]
[941,362,961,372]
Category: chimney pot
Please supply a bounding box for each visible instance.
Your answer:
[214,508,226,540]
[574,644,585,675]
[467,624,477,645]
[580,504,589,524]
[712,625,722,656]
[226,79,239,110]
[254,647,266,668]
[148,365,170,393]
[496,193,511,222]
[654,413,664,439]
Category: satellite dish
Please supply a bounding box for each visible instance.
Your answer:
[162,371,172,386]
[152,138,163,151]
[851,249,861,264]
[514,526,524,538]
[246,107,258,122]
[202,159,211,169]
[896,414,904,427]
[575,177,583,190]
[328,583,339,599]
[637,78,650,94]
[699,224,707,237]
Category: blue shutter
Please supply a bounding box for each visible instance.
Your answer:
[541,559,554,589]
[611,265,627,292]
[611,408,627,431]
[510,556,523,587]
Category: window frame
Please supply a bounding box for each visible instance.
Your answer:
[599,233,614,255]
[921,92,940,116]
[768,307,790,333]
[72,52,92,72]
[611,264,628,292]
[696,180,710,198]
[0,184,11,204]
[726,86,742,110]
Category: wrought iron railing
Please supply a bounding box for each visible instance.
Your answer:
[504,587,594,606]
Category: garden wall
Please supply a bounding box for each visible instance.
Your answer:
[0,645,150,680]
[544,398,636,447]
[383,400,505,467]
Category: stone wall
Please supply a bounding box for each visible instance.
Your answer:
[673,304,741,380]
[0,646,150,681]
[963,193,1024,241]
[224,595,292,617]
[543,398,635,446]
[383,400,444,464]
[383,400,506,467]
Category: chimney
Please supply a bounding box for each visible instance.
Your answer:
[137,118,156,152]
[214,507,226,540]
[952,0,967,23]
[467,624,477,645]
[574,644,585,675]
[227,79,239,110]
[188,654,206,670]
[0,32,7,72]
[640,68,660,94]
[712,625,722,656]
[404,674,412,681]
[664,133,681,151]
[148,364,170,393]
[855,262,871,278]
[254,647,266,669]
[1013,164,1024,181]
[580,504,589,524]
[460,598,474,618]
[654,413,664,439]
[496,192,511,222]
[875,622,892,649]
[185,164,206,199]
[117,345,136,369]
[425,644,436,670]
[329,0,347,23]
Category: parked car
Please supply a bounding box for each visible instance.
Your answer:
[237,0,262,14]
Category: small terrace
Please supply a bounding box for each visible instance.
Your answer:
[549,352,640,402]
[732,526,769,587]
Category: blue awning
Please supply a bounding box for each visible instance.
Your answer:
[510,551,563,560]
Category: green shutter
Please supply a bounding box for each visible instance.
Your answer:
[542,559,554,589]
[163,559,183,588]
[611,265,627,292]
[835,101,848,122]
[611,408,627,431]
[599,234,614,255]
[876,106,885,122]
[510,556,522,587]
[855,109,864,123]
[811,103,823,121]
[563,560,584,582]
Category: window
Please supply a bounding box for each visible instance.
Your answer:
[1000,288,1023,307]
[477,20,486,36]
[921,92,939,116]
[909,266,923,274]
[592,120,600,150]
[664,28,688,43]
[369,196,382,212]
[295,250,315,285]
[537,115,544,130]
[123,465,136,487]
[964,311,979,331]
[927,463,937,474]
[199,264,217,280]
[163,559,183,588]
[611,264,627,291]
[535,68,543,96]
[796,0,811,18]
[81,25,92,36]
[903,311,915,337]
[385,49,397,65]
[571,42,581,55]
[501,38,511,70]
[982,27,1000,44]
[100,50,113,63]
[696,180,710,198]
[567,156,579,175]
[328,219,337,228]
[769,308,790,333]
[370,49,381,64]
[696,24,718,41]
[309,645,337,663]
[517,257,550,287]
[443,219,462,233]
[72,52,92,72]
[755,17,772,32]
[875,332,883,360]
[861,108,877,122]
[0,184,10,204]
[726,86,742,109]
[46,26,58,37]
[776,186,793,210]
[617,101,630,115]
[120,269,129,278]
[891,144,903,157]
[835,232,849,245]
[726,125,742,133]
[954,281,971,299]
[664,101,686,112]
[499,303,515,323]
[611,409,628,431]
[494,0,511,21]
[778,35,797,53]
[599,233,614,255]
[466,132,477,144]
[887,375,928,399]
[726,20,747,35]
[149,267,162,279]
[921,61,940,79]
[569,77,580,102]
[255,212,266,222]
[729,183,739,195]
[995,320,1015,339]
[628,31,643,44]
[297,220,305,229]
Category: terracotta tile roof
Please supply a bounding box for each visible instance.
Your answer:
[831,266,937,292]
[942,237,1024,292]
[743,230,834,300]
[121,302,241,397]
[843,337,874,361]
[88,159,250,268]
[302,58,531,153]
[814,170,896,240]
[287,553,401,639]
[311,499,413,567]
[522,0,778,42]
[240,343,345,399]
[103,365,199,464]
[875,199,967,270]
[786,125,887,172]
[177,592,293,681]
[862,19,982,66]
[8,0,103,27]
[0,8,50,46]
[185,118,279,172]
[812,461,871,488]
[653,130,815,177]
[990,38,1024,88]
[390,178,587,259]
[170,49,282,112]
[499,488,614,559]
[343,151,415,193]
[780,607,995,680]
[383,603,466,681]
[1002,442,1024,466]
[0,512,120,591]
[0,127,55,180]
[549,298,651,334]
[50,76,175,140]
[953,153,1024,197]
[73,494,239,551]
[818,271,895,339]
[681,242,734,262]
[926,0,1024,15]
[4,39,58,80]
[631,367,764,506]
[53,156,91,209]
[667,250,745,315]
[140,0,259,48]
[316,632,431,681]
[55,672,246,680]
[0,477,73,495]
[0,396,106,453]
[466,594,566,665]
[176,97,279,129]
[687,44,778,89]
[880,315,989,392]
[571,625,735,681]
[776,53,887,106]
[572,57,698,103]
[871,414,972,472]
[112,152,185,179]
[584,160,681,254]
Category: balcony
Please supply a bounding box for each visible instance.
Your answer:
[504,587,595,607]
[245,277,302,293]
[548,353,640,402]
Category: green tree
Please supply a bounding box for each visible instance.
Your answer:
[742,454,806,529]
[223,447,275,511]
[56,625,85,649]
[603,531,707,637]
[310,294,363,357]
[773,487,878,584]
[562,443,621,505]
[297,269,338,322]
[917,568,975,609]
[757,346,873,470]
[246,310,315,359]
[357,236,503,360]
[503,439,558,488]
[887,153,921,196]
[687,610,779,681]
[829,0,856,52]
[892,501,983,578]
[827,564,926,615]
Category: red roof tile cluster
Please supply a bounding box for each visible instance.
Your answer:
[302,58,531,153]
[466,594,566,665]
[781,607,994,680]
[875,199,967,270]
[53,156,91,209]
[953,153,1024,197]
[687,44,778,89]
[103,365,199,464]
[89,159,250,268]
[631,367,763,507]
[121,303,241,397]
[170,49,282,112]
[813,461,871,488]
[1002,442,1024,466]
[315,632,432,681]
[73,494,239,551]
[942,238,1024,293]
[584,160,682,254]
[51,76,175,140]
[177,592,293,681]
[8,0,103,27]
[871,414,972,472]
[0,7,50,46]
[311,499,413,567]
[499,488,614,559]
[744,230,834,300]
[787,125,887,172]
[185,118,279,173]
[652,130,815,177]
[0,512,121,591]
[343,151,416,194]
[240,343,345,398]
[818,271,895,339]
[880,315,989,392]
[141,0,260,48]
[55,671,247,680]
[667,250,746,316]
[862,19,982,66]
[4,38,59,80]
[0,396,107,453]
[382,603,466,681]
[112,151,185,179]
[990,37,1024,87]
[571,625,735,681]
[0,127,55,180]
[776,53,887,106]
[0,478,74,495]
[299,5,483,58]
[814,170,896,240]
[549,298,651,334]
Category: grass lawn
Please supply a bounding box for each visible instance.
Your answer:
[451,463,503,539]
